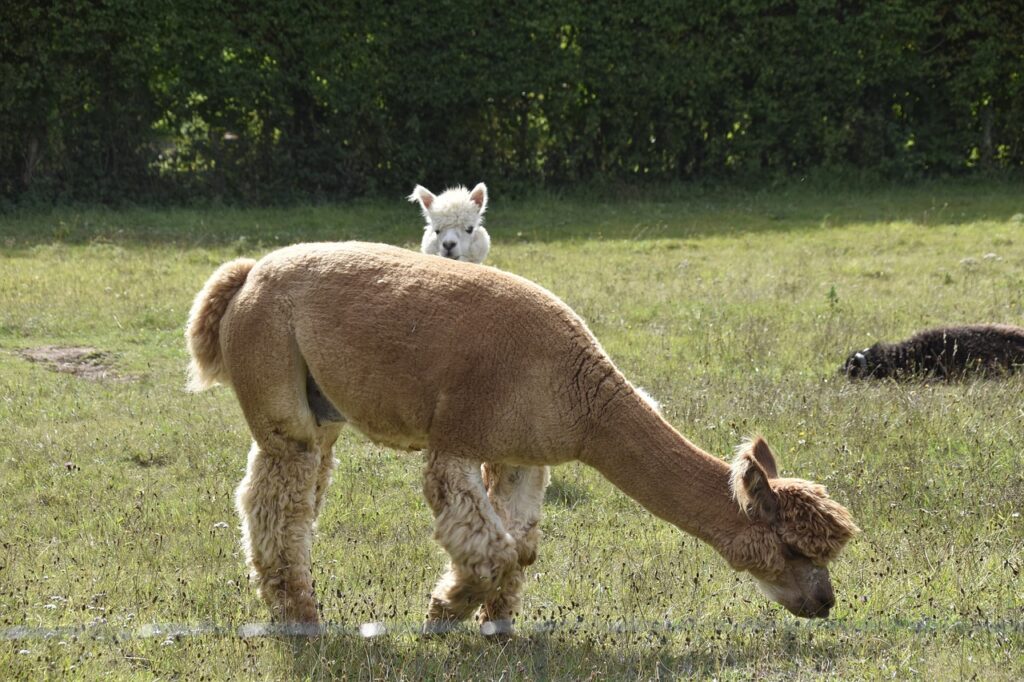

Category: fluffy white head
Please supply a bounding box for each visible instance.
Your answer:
[409,183,491,264]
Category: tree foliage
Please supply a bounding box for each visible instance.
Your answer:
[1,0,1021,203]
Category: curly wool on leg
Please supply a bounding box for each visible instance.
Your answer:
[236,440,321,624]
[476,463,550,625]
[421,453,520,628]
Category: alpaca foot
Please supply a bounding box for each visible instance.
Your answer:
[422,594,474,637]
[260,577,320,629]
[476,563,524,624]
[420,617,464,637]
[281,599,320,628]
[424,591,479,624]
[479,618,515,640]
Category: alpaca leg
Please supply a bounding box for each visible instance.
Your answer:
[421,452,519,629]
[235,436,321,624]
[312,424,342,522]
[219,302,334,624]
[477,463,550,627]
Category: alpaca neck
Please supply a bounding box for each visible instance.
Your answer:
[578,395,750,558]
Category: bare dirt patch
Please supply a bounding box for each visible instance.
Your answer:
[18,346,135,382]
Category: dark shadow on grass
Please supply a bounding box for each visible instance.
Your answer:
[283,618,894,679]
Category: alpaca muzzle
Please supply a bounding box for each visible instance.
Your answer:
[843,350,869,377]
[854,352,867,373]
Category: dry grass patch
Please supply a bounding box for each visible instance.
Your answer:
[17,345,136,382]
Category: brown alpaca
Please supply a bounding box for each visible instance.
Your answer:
[186,242,858,634]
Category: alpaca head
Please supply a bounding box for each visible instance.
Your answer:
[727,437,859,618]
[842,344,888,378]
[409,183,491,264]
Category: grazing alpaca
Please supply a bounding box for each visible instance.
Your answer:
[410,183,491,264]
[842,324,1024,380]
[186,242,858,634]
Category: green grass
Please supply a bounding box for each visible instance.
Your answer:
[2,182,1023,680]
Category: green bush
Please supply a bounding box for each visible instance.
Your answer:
[1,0,1021,204]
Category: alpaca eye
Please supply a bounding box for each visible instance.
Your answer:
[782,545,809,561]
[466,225,474,233]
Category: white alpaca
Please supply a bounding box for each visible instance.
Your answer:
[409,183,491,264]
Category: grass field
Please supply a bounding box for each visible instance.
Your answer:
[2,182,1023,680]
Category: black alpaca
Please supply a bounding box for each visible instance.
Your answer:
[842,324,1024,380]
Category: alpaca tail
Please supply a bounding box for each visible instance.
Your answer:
[185,258,257,392]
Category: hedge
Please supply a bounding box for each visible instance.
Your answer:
[1,0,1021,203]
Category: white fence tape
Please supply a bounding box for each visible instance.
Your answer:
[3,617,1023,642]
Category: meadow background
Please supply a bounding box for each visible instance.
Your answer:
[2,181,1023,679]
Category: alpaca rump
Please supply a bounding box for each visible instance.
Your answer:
[842,324,1024,380]
[186,242,857,632]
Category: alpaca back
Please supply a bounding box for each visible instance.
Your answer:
[245,242,608,461]
[913,324,1024,373]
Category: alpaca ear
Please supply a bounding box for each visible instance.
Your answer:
[469,183,488,213]
[732,441,780,523]
[750,436,779,479]
[408,185,436,214]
